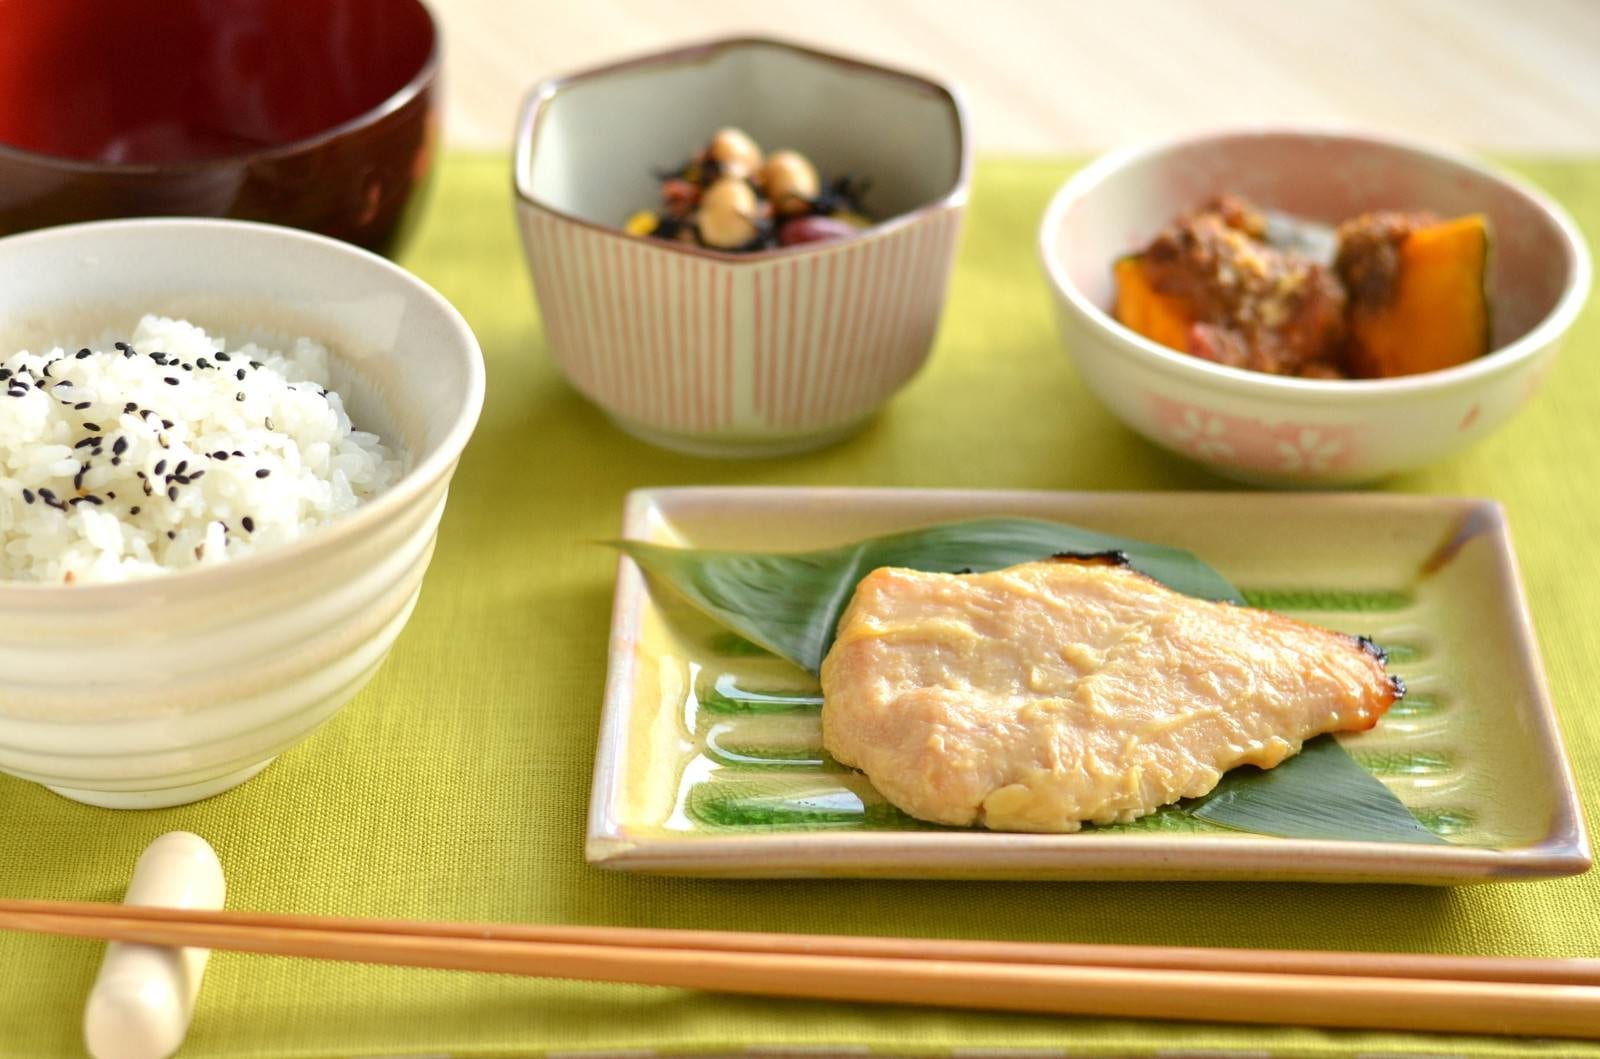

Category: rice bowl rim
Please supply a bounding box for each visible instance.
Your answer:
[0,217,486,606]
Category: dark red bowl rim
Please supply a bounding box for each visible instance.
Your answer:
[0,0,441,174]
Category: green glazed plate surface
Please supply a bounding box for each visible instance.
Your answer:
[588,487,1590,883]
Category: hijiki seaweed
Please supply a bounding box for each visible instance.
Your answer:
[625,127,871,252]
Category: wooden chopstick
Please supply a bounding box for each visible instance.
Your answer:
[4,900,1598,1039]
[9,898,1598,986]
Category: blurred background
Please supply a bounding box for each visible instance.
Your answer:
[434,0,1600,153]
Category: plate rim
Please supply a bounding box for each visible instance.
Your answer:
[588,486,1592,883]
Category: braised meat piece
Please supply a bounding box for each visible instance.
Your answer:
[1334,210,1441,307]
[1138,196,1347,377]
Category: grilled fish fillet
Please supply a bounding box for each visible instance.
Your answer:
[819,554,1401,832]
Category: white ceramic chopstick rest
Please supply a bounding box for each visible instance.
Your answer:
[83,832,226,1059]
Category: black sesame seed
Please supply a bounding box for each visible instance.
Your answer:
[212,451,228,460]
[106,491,115,499]
[181,362,192,371]
[82,495,102,505]
[174,460,187,474]
[38,488,55,501]
[73,437,97,449]
[22,489,34,504]
[161,419,173,429]
[81,421,101,431]
[235,392,245,402]
[129,506,141,515]
[249,360,262,369]
[232,450,244,457]
[167,486,178,501]
[54,379,71,387]
[153,460,167,475]
[112,437,128,455]
[241,516,255,532]
[114,342,129,352]
[74,402,91,410]
[215,352,231,362]
[0,369,9,381]
[255,469,270,479]
[74,348,91,360]
[123,402,137,414]
[196,358,211,369]
[167,531,176,540]
[164,377,179,386]
[236,368,247,381]
[188,470,205,481]
[110,457,122,467]
[264,418,274,430]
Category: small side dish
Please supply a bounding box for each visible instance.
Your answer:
[516,37,968,456]
[821,555,1401,833]
[2,315,402,584]
[625,126,871,251]
[1114,195,1490,379]
[619,514,1436,844]
[591,488,1590,881]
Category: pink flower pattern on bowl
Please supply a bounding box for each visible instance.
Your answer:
[1147,393,1358,476]
[1042,129,1591,484]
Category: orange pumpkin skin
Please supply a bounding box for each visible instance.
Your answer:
[1347,214,1491,378]
[1113,255,1193,353]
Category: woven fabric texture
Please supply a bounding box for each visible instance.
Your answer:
[0,154,1596,1059]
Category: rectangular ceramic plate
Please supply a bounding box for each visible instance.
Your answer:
[588,488,1590,884]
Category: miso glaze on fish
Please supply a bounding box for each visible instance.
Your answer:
[819,554,1402,833]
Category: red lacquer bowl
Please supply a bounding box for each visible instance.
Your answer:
[0,0,438,254]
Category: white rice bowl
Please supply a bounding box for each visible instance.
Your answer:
[1,315,403,584]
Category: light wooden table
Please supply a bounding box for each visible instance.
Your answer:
[432,0,1600,154]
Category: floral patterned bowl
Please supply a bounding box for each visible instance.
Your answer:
[1038,128,1591,485]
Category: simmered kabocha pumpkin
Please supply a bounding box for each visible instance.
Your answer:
[1113,254,1195,355]
[1112,196,1492,380]
[1338,213,1491,378]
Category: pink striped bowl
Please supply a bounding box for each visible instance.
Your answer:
[514,38,969,458]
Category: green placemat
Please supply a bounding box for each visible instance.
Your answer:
[1,153,1596,1059]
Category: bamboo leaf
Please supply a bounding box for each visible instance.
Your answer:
[1194,735,1445,844]
[619,517,1241,673]
[617,518,1442,844]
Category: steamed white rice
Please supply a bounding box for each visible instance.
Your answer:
[1,316,403,585]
